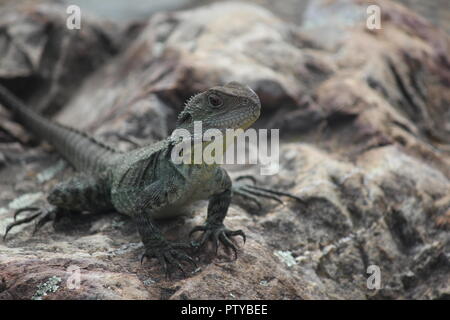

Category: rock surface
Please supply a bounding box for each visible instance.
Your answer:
[0,0,120,116]
[0,0,449,299]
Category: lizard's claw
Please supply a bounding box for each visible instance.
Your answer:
[232,175,304,210]
[3,207,57,240]
[189,223,246,260]
[141,241,197,279]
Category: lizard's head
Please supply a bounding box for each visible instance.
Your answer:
[176,82,261,133]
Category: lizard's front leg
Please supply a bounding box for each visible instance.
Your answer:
[135,211,196,277]
[114,180,197,277]
[189,170,245,258]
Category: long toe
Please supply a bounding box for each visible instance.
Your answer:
[235,175,257,185]
[189,225,207,239]
[14,207,40,221]
[218,232,238,259]
[247,185,304,202]
[33,209,56,235]
[190,223,246,260]
[226,229,246,244]
[4,210,43,240]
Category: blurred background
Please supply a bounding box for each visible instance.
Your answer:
[0,0,447,33]
[58,0,450,33]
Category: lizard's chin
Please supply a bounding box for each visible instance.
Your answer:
[212,111,260,131]
[238,118,258,130]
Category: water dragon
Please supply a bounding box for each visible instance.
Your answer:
[0,82,301,276]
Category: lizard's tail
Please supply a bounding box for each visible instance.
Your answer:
[0,84,120,172]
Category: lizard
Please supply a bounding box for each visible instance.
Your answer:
[0,82,302,276]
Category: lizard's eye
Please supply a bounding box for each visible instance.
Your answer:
[208,94,223,108]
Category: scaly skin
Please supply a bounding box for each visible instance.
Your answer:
[0,82,301,276]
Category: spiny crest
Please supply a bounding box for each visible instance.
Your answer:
[177,92,202,124]
[183,92,202,110]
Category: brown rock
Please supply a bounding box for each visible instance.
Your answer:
[0,0,120,116]
[0,0,449,299]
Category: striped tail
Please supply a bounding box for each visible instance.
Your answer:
[0,85,121,173]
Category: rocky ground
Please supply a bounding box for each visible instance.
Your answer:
[0,0,449,299]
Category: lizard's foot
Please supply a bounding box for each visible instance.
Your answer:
[232,175,304,210]
[189,223,246,259]
[3,206,58,240]
[142,240,197,278]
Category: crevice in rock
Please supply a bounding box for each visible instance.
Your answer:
[366,76,390,99]
[386,57,423,123]
[384,208,424,253]
[160,286,180,300]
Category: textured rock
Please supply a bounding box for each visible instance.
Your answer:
[0,0,120,116]
[0,0,449,299]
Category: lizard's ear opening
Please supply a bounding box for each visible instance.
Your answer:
[177,112,192,126]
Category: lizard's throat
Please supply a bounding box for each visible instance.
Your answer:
[172,128,255,166]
